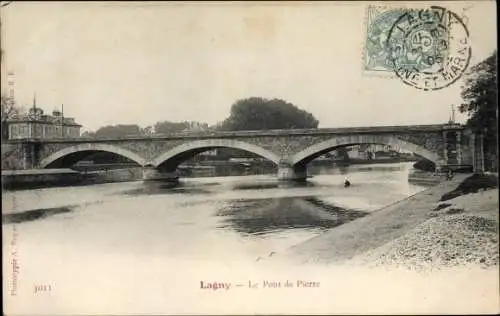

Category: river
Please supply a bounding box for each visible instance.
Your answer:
[3,162,430,314]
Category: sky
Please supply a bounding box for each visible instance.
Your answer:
[1,1,497,132]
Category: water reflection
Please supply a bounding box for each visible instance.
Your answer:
[121,181,214,196]
[310,163,407,175]
[231,182,280,190]
[3,206,74,224]
[216,196,369,235]
[351,165,405,173]
[119,177,319,196]
[231,181,319,191]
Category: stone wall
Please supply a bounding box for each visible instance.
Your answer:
[1,143,24,170]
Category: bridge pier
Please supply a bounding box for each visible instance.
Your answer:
[277,162,307,182]
[142,166,179,184]
[17,141,40,169]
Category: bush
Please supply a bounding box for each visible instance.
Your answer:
[413,159,436,172]
[440,173,498,201]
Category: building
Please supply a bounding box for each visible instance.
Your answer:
[7,98,82,140]
[199,149,218,157]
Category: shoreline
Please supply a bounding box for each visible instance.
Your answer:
[278,173,498,271]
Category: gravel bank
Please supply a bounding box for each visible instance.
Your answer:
[352,212,499,270]
[352,186,499,271]
[282,174,499,271]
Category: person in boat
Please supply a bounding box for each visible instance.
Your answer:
[344,177,351,187]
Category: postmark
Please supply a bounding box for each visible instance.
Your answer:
[386,6,471,91]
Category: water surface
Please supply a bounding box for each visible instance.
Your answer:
[3,162,428,314]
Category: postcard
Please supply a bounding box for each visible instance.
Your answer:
[2,1,498,315]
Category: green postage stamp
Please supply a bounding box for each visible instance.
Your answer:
[363,5,471,91]
[364,5,408,74]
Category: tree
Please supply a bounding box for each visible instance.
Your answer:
[1,94,20,139]
[332,147,350,162]
[413,159,436,172]
[218,97,319,131]
[141,126,153,136]
[154,121,209,134]
[94,124,143,138]
[81,131,96,138]
[154,121,187,134]
[459,51,498,171]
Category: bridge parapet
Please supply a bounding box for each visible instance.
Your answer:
[4,123,466,143]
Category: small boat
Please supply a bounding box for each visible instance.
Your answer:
[344,179,351,188]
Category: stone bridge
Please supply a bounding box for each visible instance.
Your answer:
[4,123,480,182]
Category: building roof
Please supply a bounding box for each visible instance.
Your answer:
[6,119,82,127]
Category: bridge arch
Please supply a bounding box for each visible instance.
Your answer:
[40,143,148,168]
[290,134,442,166]
[151,139,281,169]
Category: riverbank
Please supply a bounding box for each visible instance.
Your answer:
[1,168,144,190]
[281,173,499,270]
[2,169,87,190]
[407,169,446,185]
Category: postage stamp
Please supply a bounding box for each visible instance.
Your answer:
[363,5,409,75]
[363,5,471,91]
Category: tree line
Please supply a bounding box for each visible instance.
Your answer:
[458,50,497,172]
[79,97,319,138]
[2,96,319,139]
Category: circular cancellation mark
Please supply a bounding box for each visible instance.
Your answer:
[386,6,471,91]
